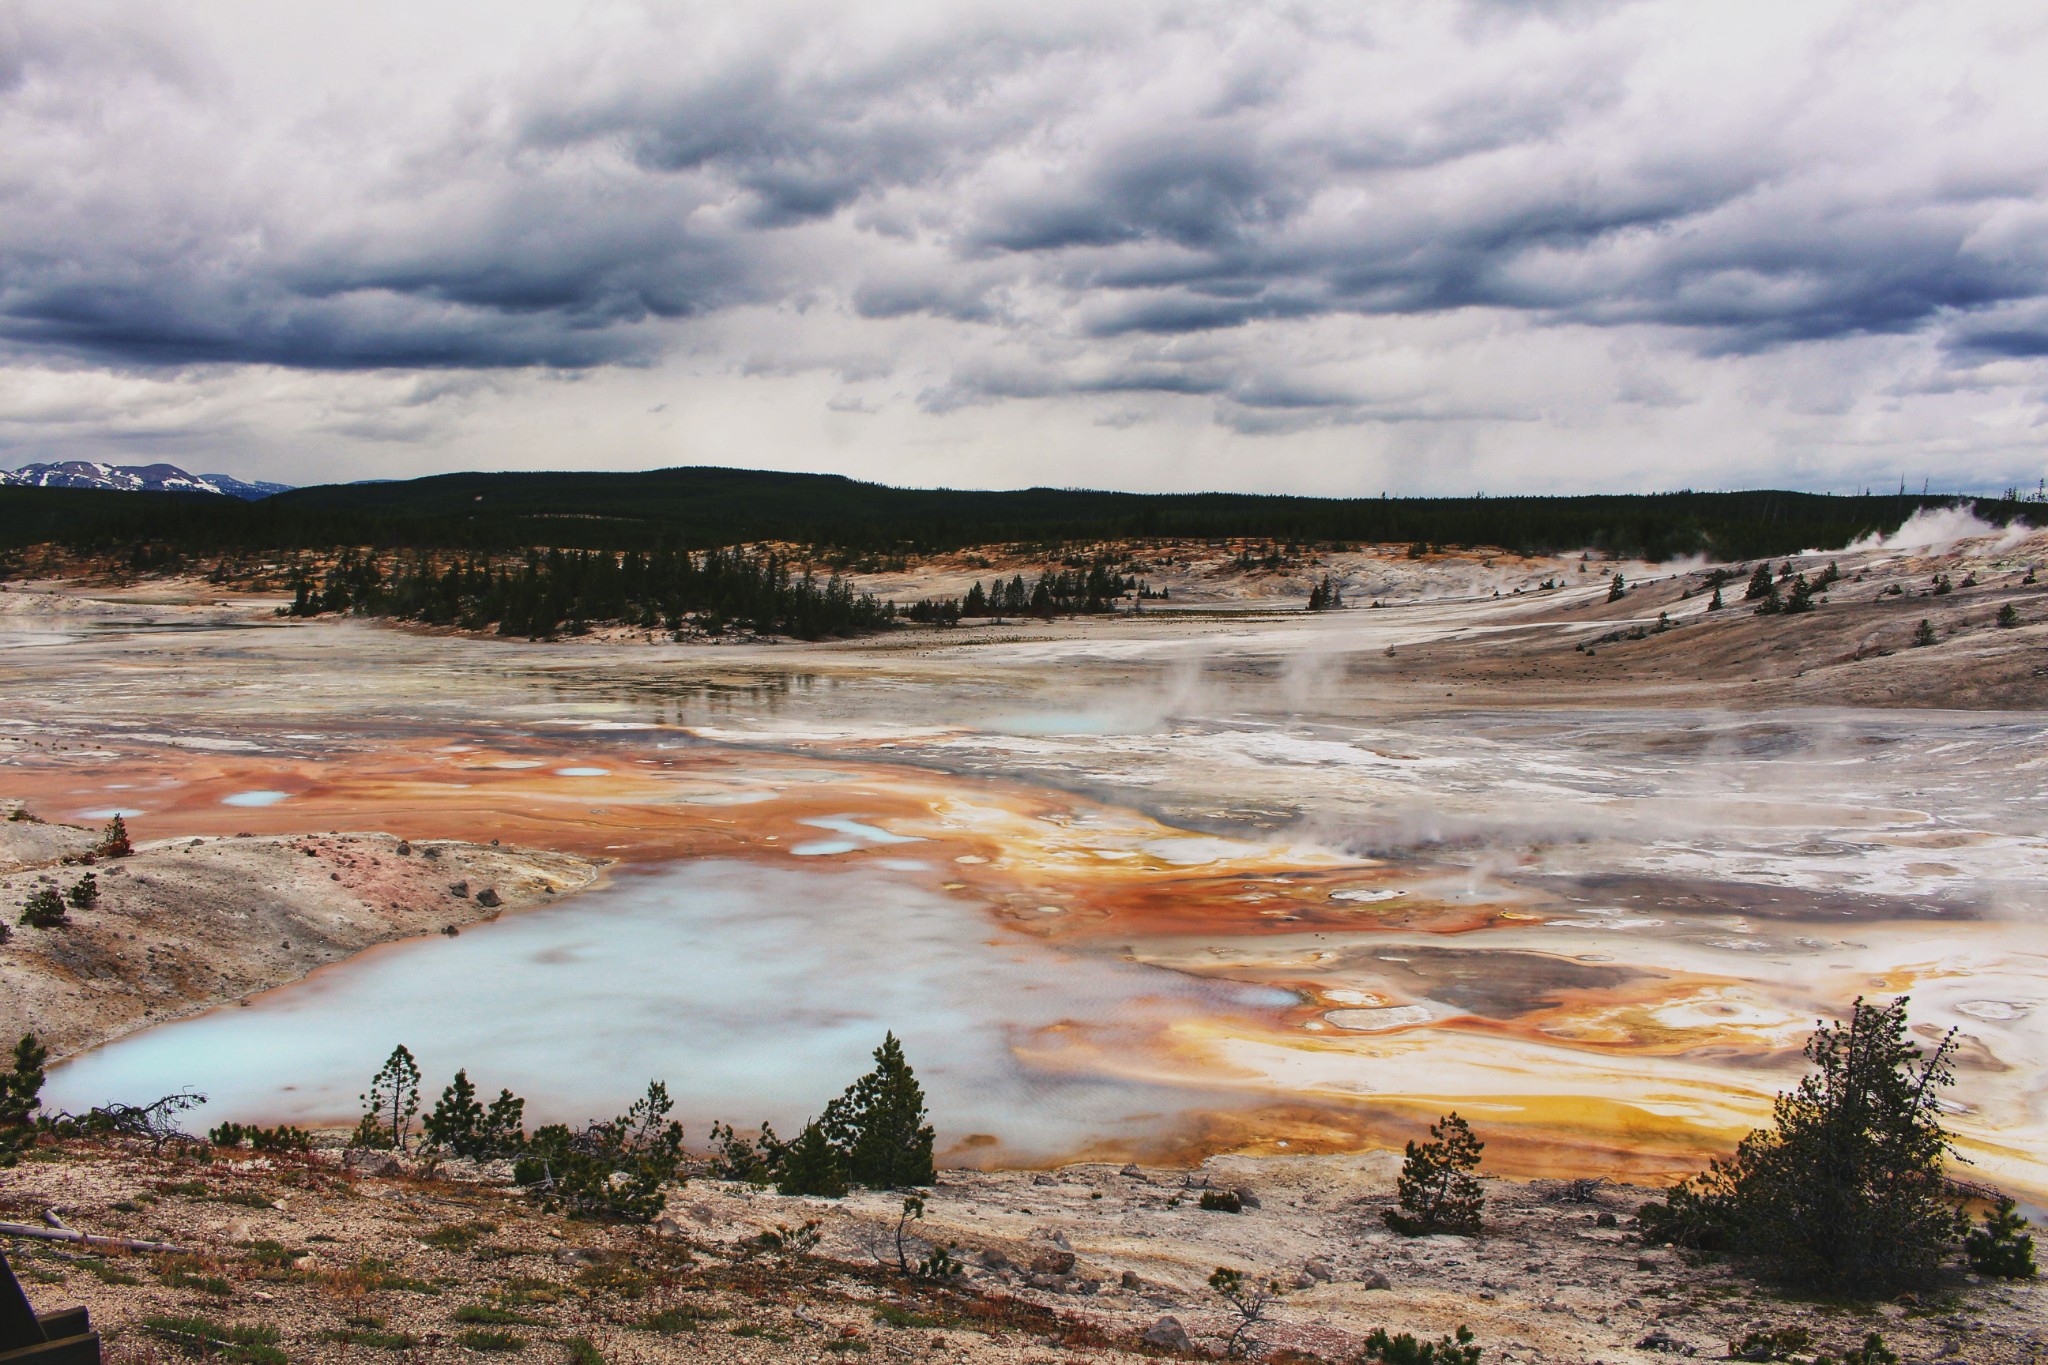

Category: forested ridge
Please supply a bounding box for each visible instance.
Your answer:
[2,467,2029,562]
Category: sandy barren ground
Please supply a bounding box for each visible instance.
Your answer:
[0,817,606,1058]
[1,1141,2041,1365]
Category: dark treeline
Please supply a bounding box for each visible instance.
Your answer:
[284,546,918,639]
[4,468,2035,562]
[962,562,1138,617]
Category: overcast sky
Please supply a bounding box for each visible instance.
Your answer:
[3,0,2047,496]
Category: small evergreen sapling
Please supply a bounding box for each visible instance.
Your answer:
[66,872,98,910]
[422,1069,524,1160]
[1912,619,1938,647]
[1385,1112,1485,1236]
[1965,1197,2037,1279]
[19,886,67,928]
[1207,1268,1283,1360]
[776,1120,848,1197]
[353,1044,423,1152]
[97,814,133,858]
[1361,1325,1481,1365]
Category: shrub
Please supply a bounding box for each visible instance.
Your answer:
[0,1033,47,1166]
[1208,1268,1283,1360]
[209,1120,312,1152]
[513,1081,685,1222]
[423,1069,527,1160]
[707,1119,780,1184]
[1731,1326,1810,1360]
[1965,1197,2037,1279]
[455,1328,526,1352]
[97,814,133,858]
[1638,997,1965,1295]
[1607,572,1626,602]
[352,1044,422,1151]
[775,1119,849,1198]
[1384,1112,1484,1236]
[1816,1335,1898,1365]
[1361,1325,1480,1365]
[66,872,98,910]
[19,887,67,928]
[1912,619,1938,647]
[1997,603,2021,629]
[1199,1189,1243,1213]
[141,1314,284,1365]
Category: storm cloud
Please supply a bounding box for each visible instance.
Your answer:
[2,0,2046,492]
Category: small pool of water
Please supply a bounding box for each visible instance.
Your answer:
[46,860,1258,1161]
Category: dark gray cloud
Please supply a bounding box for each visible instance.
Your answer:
[0,0,2045,490]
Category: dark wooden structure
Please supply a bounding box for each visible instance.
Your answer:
[0,1247,98,1364]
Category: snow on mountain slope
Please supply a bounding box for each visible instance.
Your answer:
[0,461,291,500]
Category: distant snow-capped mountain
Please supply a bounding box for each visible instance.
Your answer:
[0,461,292,500]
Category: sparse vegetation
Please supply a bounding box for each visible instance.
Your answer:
[1384,1112,1485,1237]
[18,886,67,928]
[514,1081,686,1222]
[1965,1196,2037,1279]
[1360,1324,1481,1365]
[1207,1267,1284,1359]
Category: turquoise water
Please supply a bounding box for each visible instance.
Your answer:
[46,860,1276,1160]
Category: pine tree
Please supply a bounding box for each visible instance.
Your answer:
[1640,997,1965,1294]
[775,1120,848,1197]
[1384,1112,1485,1236]
[1607,572,1627,602]
[1743,563,1774,601]
[1965,1197,2037,1279]
[1913,619,1938,647]
[66,872,98,910]
[19,887,67,928]
[1707,586,1723,611]
[97,814,133,858]
[423,1069,485,1157]
[354,1044,423,1152]
[820,1032,936,1188]
[0,1033,47,1167]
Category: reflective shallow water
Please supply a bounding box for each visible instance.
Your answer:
[46,860,1284,1163]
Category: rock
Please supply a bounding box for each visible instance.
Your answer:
[1031,1249,1077,1276]
[1120,1270,1144,1290]
[1303,1257,1335,1282]
[1635,1329,1694,1355]
[1031,1172,1058,1186]
[475,887,501,908]
[448,880,469,898]
[1636,1252,1670,1271]
[1289,1271,1316,1290]
[1232,1187,1262,1209]
[1596,1211,1618,1227]
[1143,1317,1194,1352]
[652,1217,684,1238]
[980,1248,1012,1270]
[1024,1273,1061,1291]
[1120,1163,1144,1178]
[395,842,412,856]
[1359,1269,1392,1291]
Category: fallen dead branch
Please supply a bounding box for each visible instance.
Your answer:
[0,1219,189,1256]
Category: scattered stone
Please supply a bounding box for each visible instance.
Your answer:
[1597,1211,1618,1227]
[395,841,412,856]
[1120,1162,1144,1178]
[1232,1187,1262,1209]
[1031,1172,1058,1186]
[1143,1317,1194,1352]
[474,887,502,908]
[980,1248,1012,1270]
[1030,1249,1076,1277]
[448,880,469,898]
[1303,1257,1335,1282]
[1120,1270,1144,1290]
[1359,1269,1392,1291]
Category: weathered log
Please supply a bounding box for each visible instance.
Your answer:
[0,1224,188,1257]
